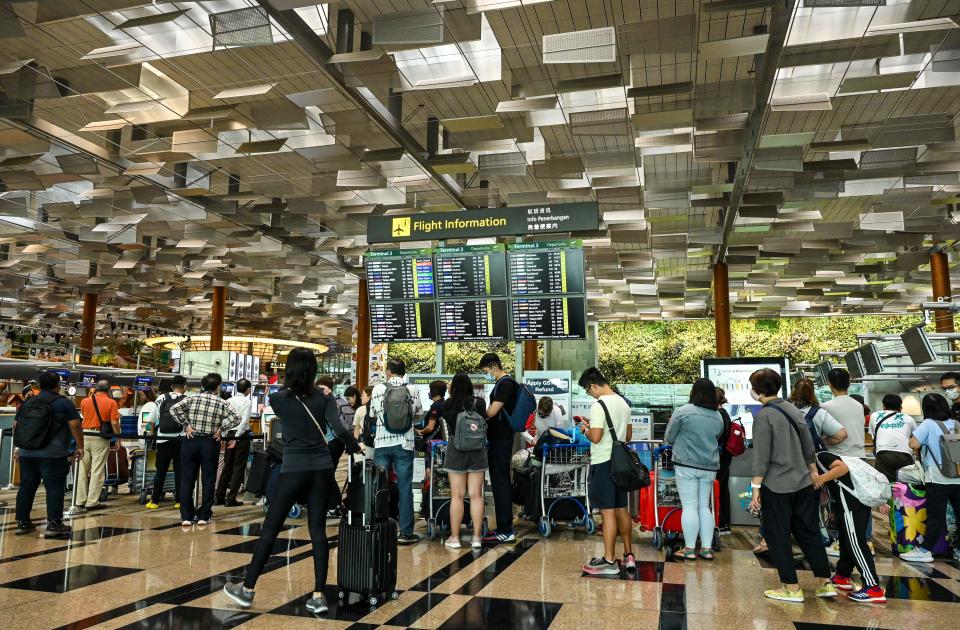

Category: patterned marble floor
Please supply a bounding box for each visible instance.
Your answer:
[1,489,959,630]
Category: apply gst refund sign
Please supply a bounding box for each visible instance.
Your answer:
[367,202,599,244]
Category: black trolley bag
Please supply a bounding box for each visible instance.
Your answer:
[337,455,399,607]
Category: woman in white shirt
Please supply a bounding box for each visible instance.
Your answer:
[869,394,917,482]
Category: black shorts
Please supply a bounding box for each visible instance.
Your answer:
[589,460,627,510]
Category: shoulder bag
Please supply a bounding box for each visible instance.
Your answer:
[92,394,115,439]
[598,399,650,491]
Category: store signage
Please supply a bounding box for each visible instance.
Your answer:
[133,375,154,391]
[367,202,599,244]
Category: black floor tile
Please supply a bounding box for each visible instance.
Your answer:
[581,559,665,582]
[436,597,562,630]
[455,540,538,596]
[0,541,98,564]
[269,584,396,621]
[116,605,257,629]
[217,522,299,537]
[660,583,686,613]
[216,538,311,555]
[409,548,489,592]
[0,563,142,593]
[882,575,960,602]
[385,592,448,626]
[143,572,244,605]
[659,611,687,630]
[58,601,151,630]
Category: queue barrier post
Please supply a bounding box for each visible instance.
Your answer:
[1,429,15,491]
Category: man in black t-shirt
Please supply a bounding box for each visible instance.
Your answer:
[480,353,518,543]
[14,370,84,538]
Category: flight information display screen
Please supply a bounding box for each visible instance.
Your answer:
[511,296,586,340]
[507,246,584,295]
[366,253,435,301]
[370,302,438,343]
[438,299,510,341]
[435,245,508,297]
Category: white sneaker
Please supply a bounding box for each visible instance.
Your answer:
[471,538,482,549]
[444,537,461,550]
[900,548,934,563]
[826,541,840,557]
[181,520,193,527]
[197,520,208,526]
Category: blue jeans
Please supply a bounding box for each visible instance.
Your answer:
[374,445,414,536]
[675,466,716,550]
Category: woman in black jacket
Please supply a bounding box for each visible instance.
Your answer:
[440,373,487,550]
[224,348,362,614]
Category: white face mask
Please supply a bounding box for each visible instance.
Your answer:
[946,388,960,401]
[750,389,761,402]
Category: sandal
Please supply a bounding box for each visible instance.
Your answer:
[700,549,714,560]
[753,540,768,555]
[673,548,696,561]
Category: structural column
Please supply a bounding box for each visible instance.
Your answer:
[210,286,226,351]
[931,251,954,333]
[714,262,732,358]
[523,340,538,372]
[356,278,371,387]
[79,292,98,363]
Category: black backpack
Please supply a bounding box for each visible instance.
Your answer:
[13,393,64,450]
[157,394,181,433]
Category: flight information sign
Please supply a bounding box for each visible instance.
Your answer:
[435,244,507,298]
[365,249,435,301]
[370,302,438,343]
[507,242,585,296]
[511,296,587,340]
[438,299,510,342]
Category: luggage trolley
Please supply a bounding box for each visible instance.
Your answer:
[536,442,594,538]
[425,441,488,540]
[129,440,178,505]
[648,445,721,551]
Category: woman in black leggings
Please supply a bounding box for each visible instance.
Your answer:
[224,348,362,613]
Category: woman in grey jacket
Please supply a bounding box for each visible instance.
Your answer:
[664,379,724,560]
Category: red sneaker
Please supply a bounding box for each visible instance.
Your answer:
[848,586,886,604]
[830,574,855,591]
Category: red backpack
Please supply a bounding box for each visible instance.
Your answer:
[725,418,747,457]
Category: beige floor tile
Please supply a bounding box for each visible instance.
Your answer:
[84,603,177,630]
[235,613,355,629]
[478,572,662,609]
[548,602,661,630]
[405,593,474,629]
[0,587,46,611]
[682,614,796,630]
[190,578,312,612]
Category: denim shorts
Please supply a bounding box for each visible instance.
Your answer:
[443,443,488,473]
[588,460,627,509]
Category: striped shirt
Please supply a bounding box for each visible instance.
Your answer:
[170,391,242,436]
[370,377,422,451]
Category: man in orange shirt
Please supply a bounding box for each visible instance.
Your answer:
[73,380,121,512]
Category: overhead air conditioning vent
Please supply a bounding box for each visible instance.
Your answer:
[210,7,273,49]
[543,27,616,64]
[372,9,444,46]
[770,93,832,111]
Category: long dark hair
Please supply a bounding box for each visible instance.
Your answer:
[284,347,317,397]
[922,392,951,421]
[689,378,718,408]
[449,373,475,410]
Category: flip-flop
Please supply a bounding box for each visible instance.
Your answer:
[700,549,715,560]
[673,549,696,560]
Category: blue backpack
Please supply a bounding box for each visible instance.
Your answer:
[493,377,537,433]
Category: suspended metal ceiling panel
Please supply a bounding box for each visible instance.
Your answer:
[372,9,445,46]
[542,27,617,64]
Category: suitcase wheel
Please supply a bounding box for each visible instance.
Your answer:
[138,489,148,505]
[289,504,302,519]
[337,591,345,600]
[652,527,662,549]
[426,519,436,540]
[368,596,378,607]
[584,516,596,536]
[538,516,551,538]
[390,591,399,600]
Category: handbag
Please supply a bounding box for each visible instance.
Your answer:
[92,394,115,439]
[896,458,926,484]
[598,399,650,491]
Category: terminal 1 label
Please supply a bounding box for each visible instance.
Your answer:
[367,202,599,243]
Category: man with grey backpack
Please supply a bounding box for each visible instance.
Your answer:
[370,358,423,545]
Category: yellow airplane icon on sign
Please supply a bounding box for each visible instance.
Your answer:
[392,217,411,237]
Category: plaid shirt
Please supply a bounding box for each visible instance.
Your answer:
[170,391,242,436]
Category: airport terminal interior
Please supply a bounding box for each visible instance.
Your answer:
[5,0,960,628]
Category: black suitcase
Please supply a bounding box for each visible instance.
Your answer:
[246,451,270,497]
[337,455,399,607]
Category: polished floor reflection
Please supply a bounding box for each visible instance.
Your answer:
[1,489,960,630]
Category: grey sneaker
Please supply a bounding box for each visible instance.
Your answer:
[398,532,421,545]
[305,592,329,614]
[223,582,254,608]
[40,521,72,539]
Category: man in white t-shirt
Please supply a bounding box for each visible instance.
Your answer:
[869,394,917,482]
[577,367,634,576]
[820,369,866,458]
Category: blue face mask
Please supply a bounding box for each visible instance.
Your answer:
[483,372,495,383]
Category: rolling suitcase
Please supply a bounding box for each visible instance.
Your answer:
[337,455,399,607]
[246,451,270,497]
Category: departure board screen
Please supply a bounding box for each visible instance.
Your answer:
[508,247,584,295]
[370,302,438,343]
[511,296,587,340]
[438,299,510,341]
[366,254,435,301]
[435,246,507,297]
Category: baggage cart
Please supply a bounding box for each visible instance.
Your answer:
[424,441,488,540]
[129,446,178,504]
[647,445,720,550]
[536,442,594,538]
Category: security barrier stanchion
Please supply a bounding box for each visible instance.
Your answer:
[66,454,81,520]
[1,430,16,491]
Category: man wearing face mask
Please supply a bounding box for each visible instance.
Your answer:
[479,353,519,544]
[942,372,960,406]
